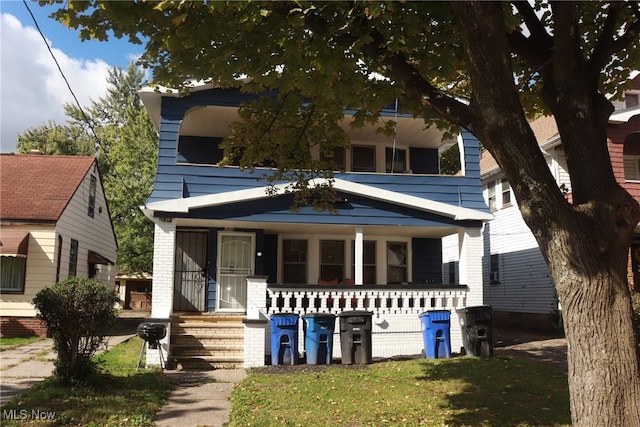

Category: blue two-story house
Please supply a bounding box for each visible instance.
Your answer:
[139,84,492,369]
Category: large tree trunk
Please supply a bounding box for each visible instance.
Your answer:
[448,2,640,425]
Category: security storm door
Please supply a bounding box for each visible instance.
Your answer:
[174,230,208,312]
[218,232,254,312]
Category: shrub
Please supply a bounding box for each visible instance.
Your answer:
[33,277,119,383]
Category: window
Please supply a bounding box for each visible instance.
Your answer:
[88,175,97,217]
[490,254,500,284]
[352,240,377,284]
[282,239,307,283]
[626,93,639,109]
[55,235,62,283]
[487,183,497,211]
[323,147,346,171]
[624,156,640,181]
[385,147,407,173]
[69,239,79,277]
[448,261,456,285]
[351,146,376,172]
[1,257,26,292]
[501,177,511,206]
[387,242,407,284]
[320,240,344,283]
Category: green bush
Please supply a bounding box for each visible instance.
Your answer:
[33,277,119,383]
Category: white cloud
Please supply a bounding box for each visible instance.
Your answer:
[1,13,111,152]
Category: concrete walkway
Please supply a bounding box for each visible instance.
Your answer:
[0,324,246,427]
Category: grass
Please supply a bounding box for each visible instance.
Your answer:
[0,337,172,426]
[0,336,44,351]
[229,356,571,427]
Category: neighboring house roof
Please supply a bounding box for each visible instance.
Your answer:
[480,115,559,177]
[0,153,96,223]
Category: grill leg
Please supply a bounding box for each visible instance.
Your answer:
[136,340,146,371]
[156,341,166,371]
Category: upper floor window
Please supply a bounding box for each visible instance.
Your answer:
[352,146,376,172]
[626,93,639,109]
[88,175,97,218]
[486,178,512,210]
[282,239,307,284]
[385,147,407,173]
[322,147,346,171]
[501,178,511,206]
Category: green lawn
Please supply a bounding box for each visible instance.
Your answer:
[0,336,44,351]
[229,356,571,426]
[0,337,171,427]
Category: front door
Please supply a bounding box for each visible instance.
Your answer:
[217,232,254,312]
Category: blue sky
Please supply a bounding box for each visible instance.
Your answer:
[1,0,144,152]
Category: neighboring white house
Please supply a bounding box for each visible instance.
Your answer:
[0,153,117,337]
[443,75,640,332]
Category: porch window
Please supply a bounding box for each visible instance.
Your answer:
[352,146,376,172]
[448,261,456,284]
[69,239,78,277]
[283,239,307,284]
[0,256,26,292]
[385,147,407,173]
[320,240,344,283]
[387,242,407,284]
[352,240,376,284]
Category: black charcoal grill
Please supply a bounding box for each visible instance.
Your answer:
[136,322,167,370]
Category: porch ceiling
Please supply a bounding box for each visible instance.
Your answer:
[169,218,459,239]
[180,105,453,150]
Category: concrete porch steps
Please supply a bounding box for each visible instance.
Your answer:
[168,313,244,369]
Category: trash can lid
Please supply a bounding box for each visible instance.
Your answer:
[302,313,336,318]
[338,310,373,317]
[270,312,299,317]
[418,309,450,318]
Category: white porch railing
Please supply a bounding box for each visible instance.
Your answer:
[243,277,469,367]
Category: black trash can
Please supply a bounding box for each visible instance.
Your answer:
[270,313,299,365]
[302,313,336,365]
[338,310,373,365]
[456,305,494,356]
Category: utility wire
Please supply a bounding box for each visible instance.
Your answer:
[23,0,138,197]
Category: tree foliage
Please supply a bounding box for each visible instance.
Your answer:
[42,1,640,425]
[32,277,119,383]
[17,64,157,272]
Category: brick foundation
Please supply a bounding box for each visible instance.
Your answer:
[0,316,48,337]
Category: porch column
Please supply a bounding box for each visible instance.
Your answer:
[458,226,483,306]
[147,220,176,367]
[354,227,363,285]
[244,276,269,367]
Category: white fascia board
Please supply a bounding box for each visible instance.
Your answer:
[609,106,640,124]
[142,178,492,221]
[329,179,493,221]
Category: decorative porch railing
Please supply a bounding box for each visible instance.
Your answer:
[265,284,468,316]
[242,278,471,367]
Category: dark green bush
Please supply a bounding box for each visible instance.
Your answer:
[33,278,119,383]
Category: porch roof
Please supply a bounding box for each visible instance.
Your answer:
[142,178,492,222]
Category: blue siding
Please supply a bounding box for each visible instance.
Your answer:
[146,88,490,225]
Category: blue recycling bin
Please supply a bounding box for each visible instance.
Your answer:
[302,313,336,365]
[270,313,299,365]
[418,310,452,359]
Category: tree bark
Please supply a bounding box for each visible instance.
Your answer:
[449,2,640,426]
